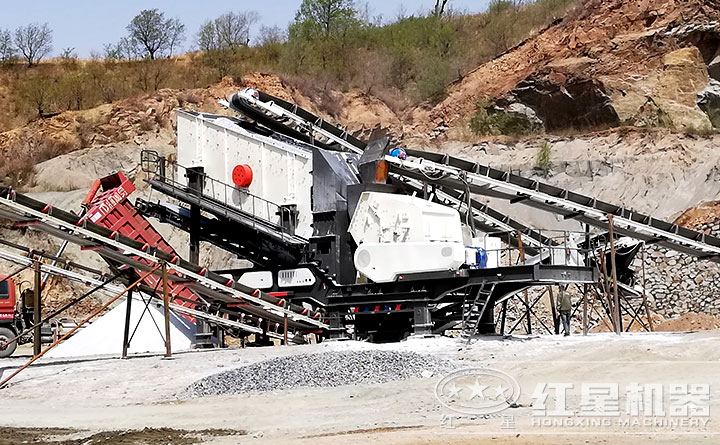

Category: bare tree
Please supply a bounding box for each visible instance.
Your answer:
[257,25,286,46]
[59,47,76,59]
[433,0,450,17]
[196,11,260,52]
[0,29,16,65]
[134,59,171,91]
[21,75,52,116]
[126,9,185,59]
[103,37,142,61]
[396,4,408,21]
[196,21,219,52]
[14,23,53,66]
[59,47,78,70]
[167,18,185,56]
[484,0,519,55]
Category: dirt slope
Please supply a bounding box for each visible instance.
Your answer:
[412,0,720,139]
[0,73,403,188]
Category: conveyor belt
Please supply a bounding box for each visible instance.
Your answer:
[227,90,365,154]
[0,246,285,339]
[386,150,720,261]
[0,187,327,329]
[393,174,552,255]
[233,90,720,263]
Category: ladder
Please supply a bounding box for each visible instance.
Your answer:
[461,282,496,338]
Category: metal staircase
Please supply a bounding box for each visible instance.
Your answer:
[461,282,496,338]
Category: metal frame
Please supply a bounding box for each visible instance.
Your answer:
[0,191,327,329]
[0,246,285,340]
[386,152,720,260]
[226,90,365,154]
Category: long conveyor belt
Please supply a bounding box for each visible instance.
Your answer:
[230,90,720,262]
[0,246,286,340]
[0,187,327,330]
[387,150,720,261]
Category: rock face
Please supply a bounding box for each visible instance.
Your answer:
[699,78,720,129]
[417,0,720,140]
[509,74,619,131]
[504,47,716,134]
[609,47,713,132]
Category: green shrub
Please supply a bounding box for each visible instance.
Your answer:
[536,141,552,176]
[414,58,451,103]
[469,99,541,136]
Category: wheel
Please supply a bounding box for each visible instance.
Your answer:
[0,327,17,358]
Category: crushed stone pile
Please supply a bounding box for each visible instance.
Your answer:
[180,350,454,398]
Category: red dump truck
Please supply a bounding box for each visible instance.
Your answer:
[0,275,60,358]
[0,275,21,357]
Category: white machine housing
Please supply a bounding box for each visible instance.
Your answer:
[176,110,315,238]
[349,192,466,282]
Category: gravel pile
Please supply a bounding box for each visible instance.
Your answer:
[180,350,454,398]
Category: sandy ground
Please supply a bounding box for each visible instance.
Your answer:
[1,331,719,444]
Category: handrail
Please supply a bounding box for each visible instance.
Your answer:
[141,150,296,242]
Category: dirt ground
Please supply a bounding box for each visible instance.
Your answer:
[1,331,719,444]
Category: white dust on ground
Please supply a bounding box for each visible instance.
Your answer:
[0,331,718,444]
[46,294,195,359]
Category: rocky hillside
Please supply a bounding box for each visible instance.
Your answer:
[411,0,720,140]
[0,73,401,188]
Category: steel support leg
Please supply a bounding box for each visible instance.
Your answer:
[476,300,496,334]
[327,310,347,339]
[500,300,508,335]
[412,304,432,336]
[33,260,42,357]
[187,167,213,347]
[122,284,133,359]
[162,263,172,358]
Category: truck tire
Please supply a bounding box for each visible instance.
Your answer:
[0,327,17,358]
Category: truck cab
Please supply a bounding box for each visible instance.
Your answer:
[0,276,18,357]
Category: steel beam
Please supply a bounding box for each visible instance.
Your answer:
[0,194,327,329]
[387,154,720,260]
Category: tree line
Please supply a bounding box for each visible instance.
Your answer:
[0,0,577,124]
[0,23,53,66]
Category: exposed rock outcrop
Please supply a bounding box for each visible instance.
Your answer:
[509,74,619,131]
[415,0,720,139]
[605,47,714,132]
[699,78,720,129]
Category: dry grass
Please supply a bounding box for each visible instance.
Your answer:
[0,132,79,188]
